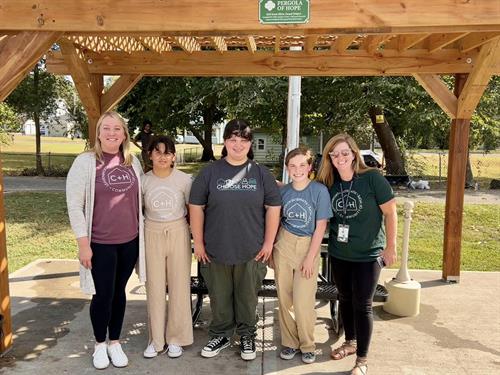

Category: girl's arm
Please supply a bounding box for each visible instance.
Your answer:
[300,219,328,279]
[380,198,397,266]
[255,205,281,263]
[189,204,210,264]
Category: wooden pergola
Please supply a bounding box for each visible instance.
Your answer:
[1,0,499,354]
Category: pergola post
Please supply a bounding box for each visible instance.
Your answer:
[442,38,500,281]
[0,158,12,355]
[442,74,469,282]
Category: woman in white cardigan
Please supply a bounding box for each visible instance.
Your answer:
[66,111,146,370]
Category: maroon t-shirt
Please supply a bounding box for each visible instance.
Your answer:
[91,152,139,244]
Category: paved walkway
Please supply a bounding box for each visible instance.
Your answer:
[3,176,500,204]
[1,259,499,374]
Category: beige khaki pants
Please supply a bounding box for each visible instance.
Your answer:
[273,228,320,353]
[145,218,193,350]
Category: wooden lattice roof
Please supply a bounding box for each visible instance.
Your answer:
[43,31,500,77]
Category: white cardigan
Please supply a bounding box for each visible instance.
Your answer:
[66,152,146,294]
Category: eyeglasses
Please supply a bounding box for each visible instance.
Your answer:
[328,149,352,158]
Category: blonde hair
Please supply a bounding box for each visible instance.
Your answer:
[316,133,370,188]
[92,111,133,166]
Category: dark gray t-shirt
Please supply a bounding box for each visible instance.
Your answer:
[281,181,333,237]
[189,158,281,265]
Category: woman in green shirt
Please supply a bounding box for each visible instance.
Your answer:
[317,133,397,375]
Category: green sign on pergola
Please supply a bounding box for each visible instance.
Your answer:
[259,0,309,24]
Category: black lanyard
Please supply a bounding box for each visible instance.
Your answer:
[339,180,353,224]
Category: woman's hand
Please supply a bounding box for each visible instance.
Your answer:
[194,243,211,264]
[381,246,397,267]
[300,254,315,279]
[78,242,93,269]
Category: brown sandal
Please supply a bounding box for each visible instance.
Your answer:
[330,340,357,360]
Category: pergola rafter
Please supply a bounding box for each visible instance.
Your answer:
[1,0,499,355]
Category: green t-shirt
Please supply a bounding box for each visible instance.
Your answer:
[328,169,394,262]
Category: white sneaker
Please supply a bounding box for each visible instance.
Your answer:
[92,342,110,369]
[143,343,158,358]
[107,342,128,367]
[167,344,183,358]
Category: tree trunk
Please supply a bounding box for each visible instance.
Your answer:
[200,127,215,161]
[33,66,44,176]
[191,106,216,162]
[368,106,406,175]
[465,152,475,188]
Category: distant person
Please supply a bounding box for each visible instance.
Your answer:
[273,147,332,364]
[66,111,146,370]
[189,119,281,361]
[133,120,154,172]
[141,135,193,359]
[316,133,397,375]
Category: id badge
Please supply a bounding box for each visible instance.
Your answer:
[337,224,349,243]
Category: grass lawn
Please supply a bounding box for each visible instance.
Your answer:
[4,192,499,273]
[407,151,500,188]
[1,135,498,186]
[0,135,223,175]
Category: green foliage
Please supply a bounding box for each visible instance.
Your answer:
[471,75,500,152]
[0,102,20,145]
[219,77,289,132]
[0,102,20,132]
[118,77,226,140]
[6,61,60,122]
[57,78,89,143]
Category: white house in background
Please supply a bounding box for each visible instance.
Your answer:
[252,129,324,163]
[177,122,224,144]
[22,98,77,137]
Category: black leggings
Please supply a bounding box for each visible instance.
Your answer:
[90,237,139,342]
[331,256,381,358]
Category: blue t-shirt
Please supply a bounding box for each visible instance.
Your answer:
[280,180,333,237]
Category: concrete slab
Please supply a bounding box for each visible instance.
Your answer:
[1,260,499,374]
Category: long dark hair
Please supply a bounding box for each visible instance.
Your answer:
[221,119,254,160]
[147,135,176,168]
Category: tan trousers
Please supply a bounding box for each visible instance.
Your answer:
[145,218,193,350]
[273,228,320,353]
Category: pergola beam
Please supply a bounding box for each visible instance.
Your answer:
[101,74,143,113]
[211,36,227,53]
[413,74,457,119]
[0,31,61,101]
[175,36,201,54]
[427,32,468,53]
[138,36,172,54]
[332,35,358,53]
[59,39,103,146]
[305,35,319,54]
[46,49,482,76]
[363,34,393,54]
[397,33,431,52]
[245,36,257,54]
[1,1,499,33]
[457,37,500,119]
[459,32,500,52]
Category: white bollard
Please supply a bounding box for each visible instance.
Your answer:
[383,201,421,317]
